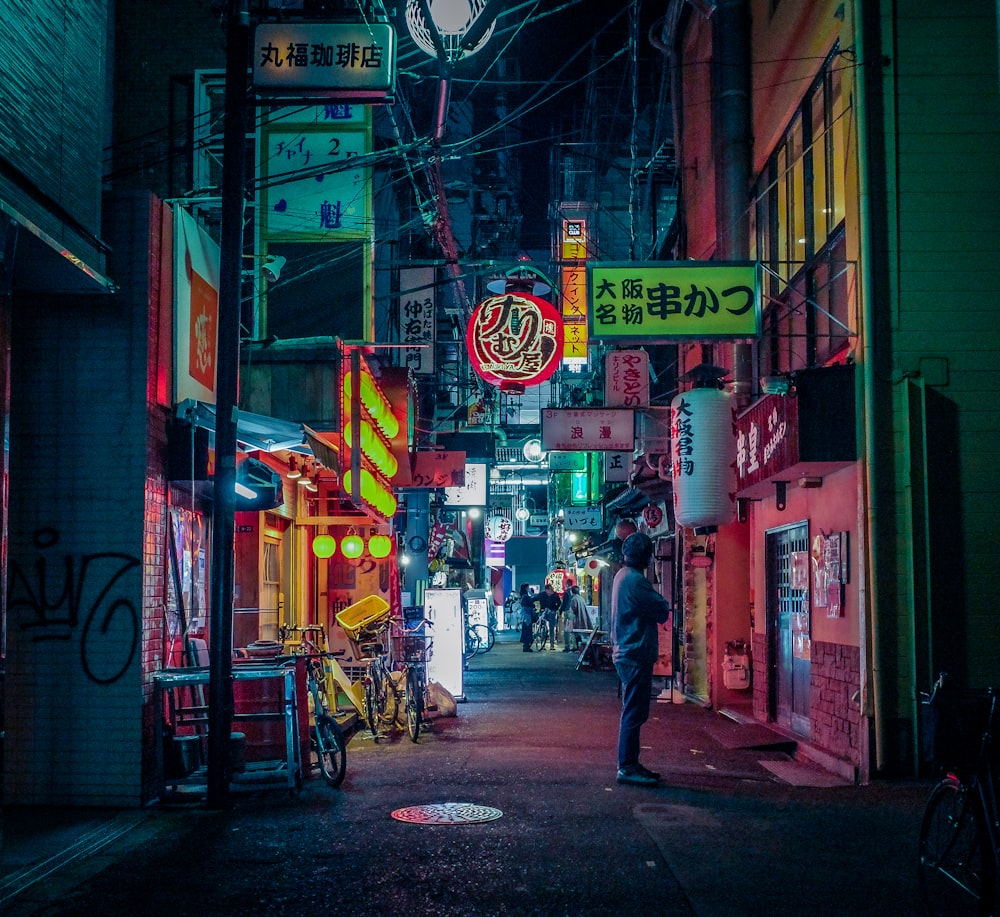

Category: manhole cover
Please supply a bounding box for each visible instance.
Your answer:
[390,803,503,825]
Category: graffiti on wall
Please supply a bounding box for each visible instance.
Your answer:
[7,528,141,684]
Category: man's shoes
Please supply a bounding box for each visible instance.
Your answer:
[633,763,661,780]
[616,765,659,787]
[523,647,533,652]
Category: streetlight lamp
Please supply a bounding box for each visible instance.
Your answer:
[404,0,498,64]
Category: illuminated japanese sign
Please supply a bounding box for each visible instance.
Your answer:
[399,267,435,375]
[541,409,635,452]
[409,450,467,488]
[253,23,396,98]
[605,349,649,407]
[734,394,799,493]
[466,293,564,390]
[261,106,371,240]
[174,206,220,404]
[563,506,603,530]
[589,262,761,341]
[444,463,488,506]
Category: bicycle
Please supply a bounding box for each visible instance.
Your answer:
[532,616,550,652]
[918,676,999,916]
[361,617,433,743]
[465,621,495,657]
[278,625,347,788]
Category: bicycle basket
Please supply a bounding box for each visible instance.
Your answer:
[920,683,992,778]
[403,635,427,664]
[335,595,390,640]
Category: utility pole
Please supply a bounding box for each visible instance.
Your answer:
[207,0,249,808]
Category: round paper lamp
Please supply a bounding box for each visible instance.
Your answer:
[368,534,392,558]
[312,534,337,559]
[341,533,365,559]
[671,387,737,527]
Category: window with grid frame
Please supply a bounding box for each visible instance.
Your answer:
[752,48,853,378]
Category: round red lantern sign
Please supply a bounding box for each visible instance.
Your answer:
[466,293,564,391]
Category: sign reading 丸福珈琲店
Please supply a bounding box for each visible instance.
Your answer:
[589,262,761,341]
[253,23,396,99]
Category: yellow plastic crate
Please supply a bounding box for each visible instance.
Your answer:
[335,595,390,639]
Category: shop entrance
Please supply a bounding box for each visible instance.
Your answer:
[766,522,811,737]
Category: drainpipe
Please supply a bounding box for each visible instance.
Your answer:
[855,2,890,774]
[711,0,753,397]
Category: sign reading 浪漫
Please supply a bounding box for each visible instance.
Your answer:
[589,262,761,341]
[541,409,635,452]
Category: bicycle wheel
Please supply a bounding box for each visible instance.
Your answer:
[471,624,492,655]
[918,775,996,916]
[363,677,380,738]
[405,666,423,742]
[314,714,347,788]
[465,626,483,657]
[532,623,547,651]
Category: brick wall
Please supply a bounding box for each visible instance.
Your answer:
[810,640,862,765]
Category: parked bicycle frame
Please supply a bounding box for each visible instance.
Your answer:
[278,624,347,788]
[359,616,433,743]
[918,676,1000,916]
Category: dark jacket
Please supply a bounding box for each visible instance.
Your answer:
[610,565,671,666]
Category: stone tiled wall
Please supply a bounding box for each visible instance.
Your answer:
[810,641,862,765]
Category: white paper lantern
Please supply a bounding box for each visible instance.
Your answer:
[671,387,737,527]
[486,514,514,542]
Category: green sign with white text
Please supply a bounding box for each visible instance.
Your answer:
[589,262,760,341]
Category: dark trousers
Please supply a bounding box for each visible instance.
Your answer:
[520,621,533,650]
[614,658,653,768]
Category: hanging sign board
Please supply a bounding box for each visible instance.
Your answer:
[444,462,488,506]
[589,262,761,341]
[606,349,649,407]
[563,506,603,530]
[466,293,564,391]
[253,22,396,100]
[541,408,635,452]
[409,450,466,488]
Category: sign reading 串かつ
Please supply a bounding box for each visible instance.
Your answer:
[589,262,760,341]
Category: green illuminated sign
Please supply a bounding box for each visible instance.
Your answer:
[589,262,761,341]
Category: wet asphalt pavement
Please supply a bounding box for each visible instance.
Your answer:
[1,631,931,915]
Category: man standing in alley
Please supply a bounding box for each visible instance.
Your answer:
[611,532,671,787]
[540,582,560,650]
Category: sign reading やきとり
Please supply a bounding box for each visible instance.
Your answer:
[589,262,761,341]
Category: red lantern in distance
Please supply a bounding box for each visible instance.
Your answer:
[466,292,564,392]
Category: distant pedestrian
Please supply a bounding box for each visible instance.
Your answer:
[518,584,537,652]
[563,584,588,652]
[540,583,560,650]
[610,532,671,787]
[558,578,574,647]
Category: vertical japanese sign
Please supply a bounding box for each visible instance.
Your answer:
[399,267,435,375]
[605,349,649,407]
[560,218,589,363]
[174,205,220,404]
[260,104,371,240]
[604,451,631,483]
[589,262,761,341]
